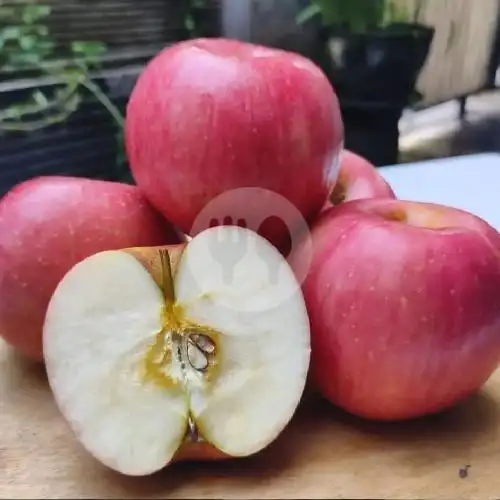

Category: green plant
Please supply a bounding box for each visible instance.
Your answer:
[297,0,422,32]
[0,2,127,176]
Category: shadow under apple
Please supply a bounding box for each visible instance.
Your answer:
[3,337,499,497]
[99,385,499,497]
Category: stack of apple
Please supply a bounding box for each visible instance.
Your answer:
[1,38,500,477]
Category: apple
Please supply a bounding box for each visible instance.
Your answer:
[43,225,311,476]
[290,198,500,421]
[323,150,396,211]
[0,176,182,362]
[125,37,343,246]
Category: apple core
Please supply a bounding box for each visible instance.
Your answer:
[143,306,221,387]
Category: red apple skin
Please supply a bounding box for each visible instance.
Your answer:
[125,38,343,246]
[323,150,396,211]
[290,198,500,421]
[0,176,183,362]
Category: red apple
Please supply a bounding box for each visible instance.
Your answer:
[290,198,500,421]
[323,150,396,211]
[0,176,183,361]
[42,227,310,475]
[125,38,343,247]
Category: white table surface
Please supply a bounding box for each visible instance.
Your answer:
[379,153,500,231]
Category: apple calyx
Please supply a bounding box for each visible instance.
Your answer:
[329,170,348,205]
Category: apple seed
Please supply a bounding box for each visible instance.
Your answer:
[185,333,216,372]
[186,339,209,371]
[190,333,216,354]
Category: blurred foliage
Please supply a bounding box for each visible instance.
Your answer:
[0,2,123,130]
[0,0,219,180]
[297,0,424,32]
[0,1,126,175]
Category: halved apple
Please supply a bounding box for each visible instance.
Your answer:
[43,226,311,476]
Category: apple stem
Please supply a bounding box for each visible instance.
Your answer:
[187,340,209,371]
[158,249,175,302]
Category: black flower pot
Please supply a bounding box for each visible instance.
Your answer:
[340,100,404,167]
[321,23,434,105]
[313,23,434,166]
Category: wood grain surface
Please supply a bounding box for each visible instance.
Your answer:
[2,338,499,499]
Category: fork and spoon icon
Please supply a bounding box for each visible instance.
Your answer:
[207,216,283,285]
[188,187,312,293]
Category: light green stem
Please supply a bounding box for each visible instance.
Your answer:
[80,77,125,129]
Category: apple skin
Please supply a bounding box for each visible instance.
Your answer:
[0,176,183,362]
[290,198,500,421]
[322,149,396,211]
[125,37,343,247]
[173,441,226,463]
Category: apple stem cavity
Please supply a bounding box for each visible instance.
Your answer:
[330,181,347,205]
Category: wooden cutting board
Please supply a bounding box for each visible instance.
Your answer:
[2,338,500,499]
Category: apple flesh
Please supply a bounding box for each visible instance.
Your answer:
[43,226,311,476]
[323,150,396,211]
[0,176,182,362]
[126,38,343,246]
[290,198,500,421]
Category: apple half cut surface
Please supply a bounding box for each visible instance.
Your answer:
[43,226,311,476]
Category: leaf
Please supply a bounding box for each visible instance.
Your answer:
[384,0,411,24]
[70,41,107,58]
[37,39,56,54]
[0,26,23,42]
[317,0,345,26]
[60,91,82,114]
[297,0,415,31]
[296,4,321,25]
[59,66,87,84]
[33,24,49,37]
[19,34,37,51]
[9,51,44,68]
[21,4,51,24]
[32,90,49,107]
[0,7,16,20]
[1,102,31,121]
